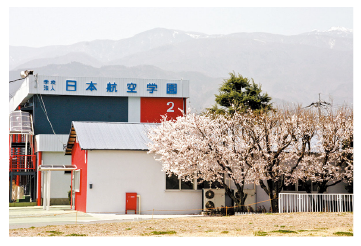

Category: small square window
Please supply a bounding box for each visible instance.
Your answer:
[166,174,179,189]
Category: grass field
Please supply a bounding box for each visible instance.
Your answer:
[9,212,353,237]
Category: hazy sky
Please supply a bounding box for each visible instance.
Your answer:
[9,7,353,48]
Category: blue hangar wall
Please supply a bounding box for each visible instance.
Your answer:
[33,95,128,135]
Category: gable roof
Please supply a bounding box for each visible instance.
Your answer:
[65,122,158,155]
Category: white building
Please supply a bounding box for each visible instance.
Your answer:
[9,73,189,206]
[63,121,350,214]
[64,122,202,214]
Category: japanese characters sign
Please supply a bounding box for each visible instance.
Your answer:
[34,75,189,98]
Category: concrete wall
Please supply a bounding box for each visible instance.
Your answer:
[86,150,202,214]
[325,182,349,193]
[256,184,272,212]
[41,152,71,199]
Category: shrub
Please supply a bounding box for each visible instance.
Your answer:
[151,231,177,235]
[333,232,353,236]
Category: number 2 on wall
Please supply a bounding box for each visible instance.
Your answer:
[167,102,175,112]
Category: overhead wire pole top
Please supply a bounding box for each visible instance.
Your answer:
[304,93,331,117]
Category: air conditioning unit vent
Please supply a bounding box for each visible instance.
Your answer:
[205,201,215,209]
[205,190,215,199]
[203,188,225,210]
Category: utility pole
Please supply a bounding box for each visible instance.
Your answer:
[318,93,321,118]
[305,93,331,118]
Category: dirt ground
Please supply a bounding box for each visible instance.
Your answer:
[9,212,353,237]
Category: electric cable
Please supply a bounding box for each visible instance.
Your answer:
[9,77,26,83]
[10,70,34,83]
[36,93,65,147]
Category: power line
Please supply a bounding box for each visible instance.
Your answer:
[9,77,25,83]
[9,70,34,83]
[36,94,65,146]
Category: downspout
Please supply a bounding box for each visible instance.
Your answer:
[137,195,141,214]
[71,170,73,209]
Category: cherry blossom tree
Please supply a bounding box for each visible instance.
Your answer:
[241,107,311,212]
[148,105,353,213]
[292,106,353,193]
[148,111,259,211]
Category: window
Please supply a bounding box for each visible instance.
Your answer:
[197,179,223,190]
[298,180,318,192]
[283,183,296,191]
[166,174,179,189]
[166,174,194,190]
[165,174,227,191]
[73,170,80,192]
[282,180,318,192]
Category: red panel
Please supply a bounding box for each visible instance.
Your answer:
[125,192,137,214]
[72,141,87,212]
[37,151,42,206]
[141,97,185,123]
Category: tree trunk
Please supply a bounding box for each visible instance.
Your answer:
[317,180,328,194]
[222,182,248,212]
[259,179,283,213]
[236,189,248,212]
[266,179,283,213]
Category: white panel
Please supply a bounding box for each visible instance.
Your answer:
[29,75,189,98]
[128,97,140,123]
[9,76,32,112]
[36,134,69,152]
[87,150,202,214]
[203,189,226,210]
[41,152,72,198]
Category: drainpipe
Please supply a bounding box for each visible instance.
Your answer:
[71,170,73,210]
[137,195,141,214]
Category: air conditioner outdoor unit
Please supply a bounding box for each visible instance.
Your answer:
[203,188,225,211]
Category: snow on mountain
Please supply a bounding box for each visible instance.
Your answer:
[9,27,352,109]
[302,26,353,38]
[328,26,352,32]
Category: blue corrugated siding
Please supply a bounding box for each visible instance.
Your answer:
[33,95,128,134]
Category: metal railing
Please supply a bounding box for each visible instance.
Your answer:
[9,155,36,171]
[279,193,353,213]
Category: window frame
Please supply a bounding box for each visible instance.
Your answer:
[282,180,319,193]
[73,169,81,193]
[165,173,198,191]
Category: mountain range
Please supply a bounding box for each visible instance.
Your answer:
[9,27,353,111]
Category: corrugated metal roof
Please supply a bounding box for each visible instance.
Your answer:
[72,122,158,150]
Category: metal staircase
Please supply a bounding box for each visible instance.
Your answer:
[9,111,36,203]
